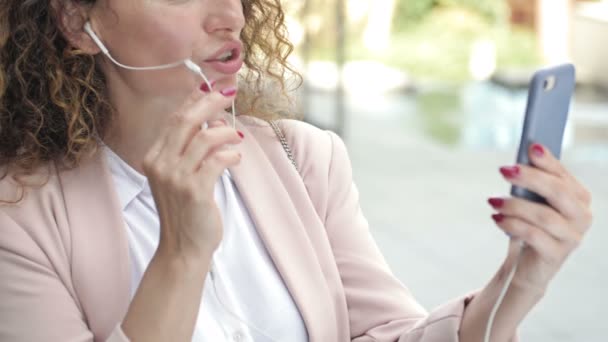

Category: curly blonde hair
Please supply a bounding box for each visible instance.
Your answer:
[0,0,301,178]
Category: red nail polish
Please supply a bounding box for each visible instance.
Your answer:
[531,144,544,157]
[200,81,215,93]
[492,213,505,223]
[488,198,505,209]
[220,87,237,97]
[500,166,520,179]
[237,130,244,139]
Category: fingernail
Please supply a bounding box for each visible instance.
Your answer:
[500,166,520,179]
[531,144,545,157]
[492,213,505,223]
[488,197,505,209]
[200,81,216,93]
[237,130,244,139]
[220,87,237,97]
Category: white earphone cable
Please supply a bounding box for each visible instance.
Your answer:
[484,241,525,342]
[105,53,185,71]
[84,22,235,129]
[84,22,186,71]
[86,21,262,338]
[85,21,530,342]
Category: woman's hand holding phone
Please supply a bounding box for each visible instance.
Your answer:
[485,64,593,293]
[466,142,593,342]
[462,65,594,342]
[490,143,593,293]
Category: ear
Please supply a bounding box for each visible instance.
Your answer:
[53,0,101,54]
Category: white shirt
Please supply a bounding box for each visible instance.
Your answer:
[104,147,308,342]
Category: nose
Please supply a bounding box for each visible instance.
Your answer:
[204,0,245,36]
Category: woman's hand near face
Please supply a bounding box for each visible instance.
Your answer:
[122,85,242,342]
[142,85,242,260]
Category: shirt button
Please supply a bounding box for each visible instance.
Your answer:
[232,330,245,342]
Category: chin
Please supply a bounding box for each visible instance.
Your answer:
[213,74,239,90]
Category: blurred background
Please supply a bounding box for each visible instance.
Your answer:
[282,0,607,340]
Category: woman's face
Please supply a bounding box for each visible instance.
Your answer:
[87,0,245,98]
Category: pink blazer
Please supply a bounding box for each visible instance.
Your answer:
[1,116,482,341]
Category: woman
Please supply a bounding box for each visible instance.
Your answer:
[0,1,593,341]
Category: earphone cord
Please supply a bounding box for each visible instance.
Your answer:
[185,61,237,130]
[484,241,525,342]
[90,25,524,339]
[107,54,185,71]
[84,22,237,129]
[87,22,264,338]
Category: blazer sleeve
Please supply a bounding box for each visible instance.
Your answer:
[0,210,129,342]
[321,131,517,342]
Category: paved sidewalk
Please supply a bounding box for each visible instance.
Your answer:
[305,89,608,341]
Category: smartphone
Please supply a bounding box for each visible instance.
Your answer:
[511,63,576,204]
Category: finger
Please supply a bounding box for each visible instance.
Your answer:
[181,127,243,172]
[528,143,592,205]
[570,178,593,207]
[164,90,236,157]
[207,118,228,129]
[161,83,211,133]
[488,197,581,243]
[143,140,164,174]
[492,214,563,263]
[179,81,219,108]
[527,143,568,178]
[156,81,218,128]
[150,86,215,162]
[500,164,581,220]
[197,149,242,193]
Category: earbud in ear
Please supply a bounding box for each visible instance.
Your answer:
[84,21,109,54]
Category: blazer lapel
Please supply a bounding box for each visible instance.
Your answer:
[57,119,334,341]
[229,119,335,341]
[59,151,131,340]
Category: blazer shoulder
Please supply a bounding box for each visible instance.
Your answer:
[0,163,62,211]
[238,115,337,175]
[278,118,346,178]
[263,118,351,224]
[238,115,332,145]
[278,118,334,148]
[0,162,71,265]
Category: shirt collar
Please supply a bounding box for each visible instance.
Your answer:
[103,146,149,210]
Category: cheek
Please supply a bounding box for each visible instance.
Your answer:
[142,15,199,60]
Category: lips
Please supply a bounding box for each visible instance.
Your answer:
[202,41,244,75]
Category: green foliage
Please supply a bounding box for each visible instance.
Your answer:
[436,0,508,23]
[374,6,539,82]
[305,0,540,82]
[393,0,437,31]
[393,0,508,31]
[416,90,463,144]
